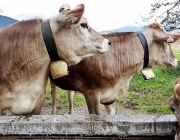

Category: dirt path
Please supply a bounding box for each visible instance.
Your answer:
[40,104,143,115]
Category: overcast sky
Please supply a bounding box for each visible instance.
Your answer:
[0,0,157,31]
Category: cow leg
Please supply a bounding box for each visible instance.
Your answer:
[84,93,100,114]
[0,109,3,116]
[175,123,180,140]
[50,80,57,115]
[104,102,117,115]
[68,90,75,114]
[31,88,46,115]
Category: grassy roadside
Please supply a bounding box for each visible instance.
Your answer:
[45,46,180,115]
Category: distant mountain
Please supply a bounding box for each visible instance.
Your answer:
[0,16,145,34]
[100,25,144,34]
[0,15,18,28]
[170,29,180,32]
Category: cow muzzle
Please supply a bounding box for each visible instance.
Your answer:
[173,58,179,67]
[99,39,111,53]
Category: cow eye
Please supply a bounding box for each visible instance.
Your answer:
[80,23,88,29]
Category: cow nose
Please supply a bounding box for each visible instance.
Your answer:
[108,41,111,46]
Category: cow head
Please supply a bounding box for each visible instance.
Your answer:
[50,4,111,66]
[169,78,180,140]
[144,22,179,68]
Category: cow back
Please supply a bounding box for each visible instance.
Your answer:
[0,19,49,92]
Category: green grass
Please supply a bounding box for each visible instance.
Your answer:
[45,48,180,115]
[117,49,180,114]
[45,80,86,111]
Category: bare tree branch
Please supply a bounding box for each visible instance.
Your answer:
[142,0,180,31]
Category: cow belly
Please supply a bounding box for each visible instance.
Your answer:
[100,90,119,105]
[100,79,130,105]
[7,96,36,115]
[0,80,45,115]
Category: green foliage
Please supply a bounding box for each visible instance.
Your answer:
[45,80,86,111]
[143,0,180,31]
[117,91,172,114]
[45,80,68,109]
[117,49,180,114]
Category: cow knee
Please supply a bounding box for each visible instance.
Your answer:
[104,103,117,115]
[85,95,100,115]
[0,109,3,116]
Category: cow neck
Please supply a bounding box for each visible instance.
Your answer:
[136,31,149,69]
[41,19,60,61]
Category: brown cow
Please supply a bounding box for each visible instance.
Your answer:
[169,78,180,140]
[50,22,180,115]
[0,4,111,116]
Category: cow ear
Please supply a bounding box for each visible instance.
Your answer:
[154,32,180,43]
[168,32,180,43]
[64,4,84,27]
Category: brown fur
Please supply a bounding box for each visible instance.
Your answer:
[148,22,166,32]
[51,32,142,91]
[169,78,180,140]
[175,78,180,85]
[0,19,47,93]
[51,24,180,114]
[0,4,110,115]
[175,78,180,98]
[0,19,50,115]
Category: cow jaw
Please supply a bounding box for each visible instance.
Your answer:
[170,58,178,67]
[148,42,178,68]
[96,39,111,53]
[162,54,178,67]
[76,39,110,59]
[152,56,178,67]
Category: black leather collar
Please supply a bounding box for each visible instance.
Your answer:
[41,19,60,61]
[136,31,149,69]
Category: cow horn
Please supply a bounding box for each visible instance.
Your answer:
[167,36,174,43]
